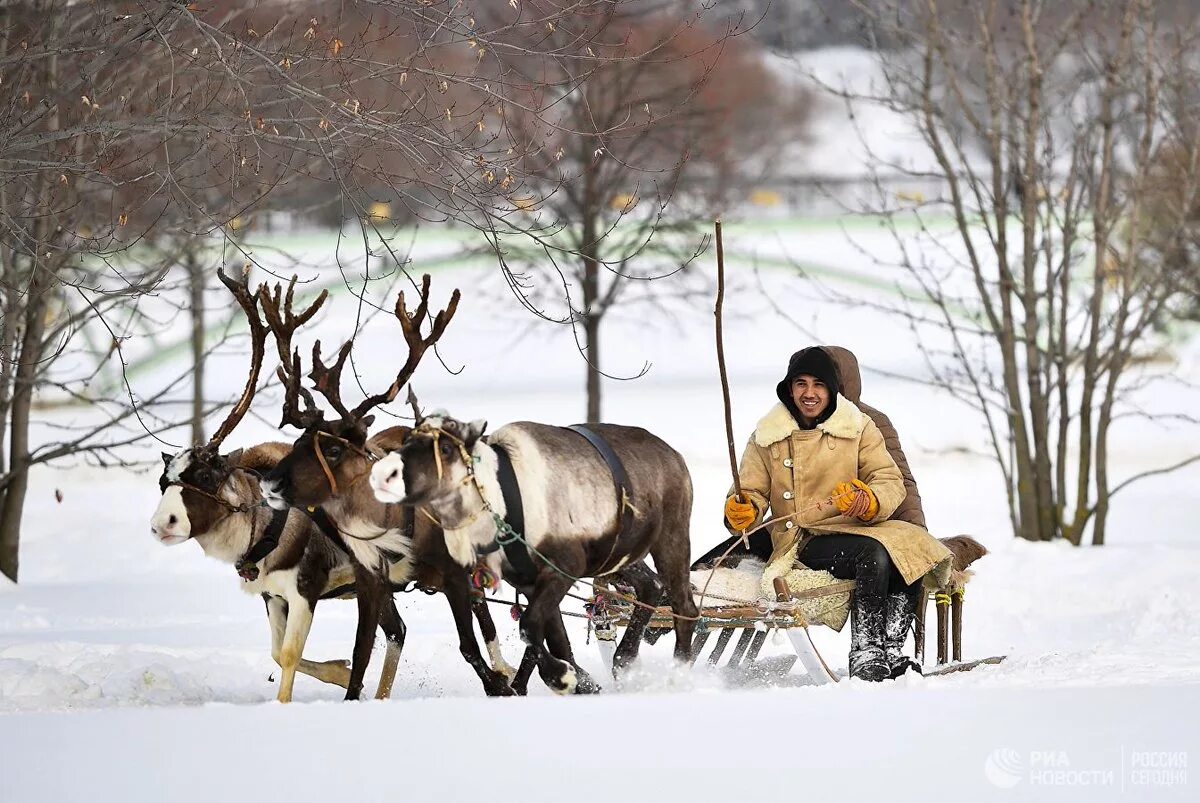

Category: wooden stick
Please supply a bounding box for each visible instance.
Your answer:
[914,591,928,664]
[936,594,950,665]
[951,590,963,663]
[922,655,1005,677]
[714,220,742,504]
[714,219,751,549]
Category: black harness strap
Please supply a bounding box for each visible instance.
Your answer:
[566,424,636,575]
[492,444,539,585]
[241,507,289,565]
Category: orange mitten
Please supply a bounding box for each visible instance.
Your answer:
[832,479,879,521]
[724,494,757,531]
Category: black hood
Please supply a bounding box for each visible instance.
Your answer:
[775,346,839,429]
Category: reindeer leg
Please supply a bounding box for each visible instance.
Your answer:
[523,574,576,695]
[511,646,538,696]
[276,596,316,703]
[545,610,602,694]
[649,537,700,663]
[611,561,663,675]
[472,598,516,681]
[444,568,514,697]
[346,562,384,701]
[264,595,351,689]
[374,598,406,699]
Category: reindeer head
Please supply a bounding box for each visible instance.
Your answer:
[153,446,248,544]
[370,402,486,508]
[152,269,265,545]
[258,275,459,513]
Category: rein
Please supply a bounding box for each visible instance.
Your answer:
[411,424,494,531]
[168,465,272,535]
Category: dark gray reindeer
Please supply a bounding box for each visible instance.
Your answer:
[257,275,519,696]
[369,404,699,694]
[150,268,407,703]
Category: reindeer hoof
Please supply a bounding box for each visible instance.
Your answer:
[572,669,603,695]
[483,671,516,697]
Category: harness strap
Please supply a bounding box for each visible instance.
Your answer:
[566,424,637,575]
[492,444,539,585]
[313,435,340,497]
[241,507,290,565]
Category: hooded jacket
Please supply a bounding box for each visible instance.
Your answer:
[823,346,926,528]
[730,346,951,588]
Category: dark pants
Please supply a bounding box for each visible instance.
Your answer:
[694,530,917,599]
[798,533,917,599]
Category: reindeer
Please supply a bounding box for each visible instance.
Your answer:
[368,406,699,695]
[256,275,518,697]
[150,269,406,703]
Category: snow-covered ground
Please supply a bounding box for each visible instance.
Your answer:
[2,219,1199,802]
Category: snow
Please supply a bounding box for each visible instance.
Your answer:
[5,686,1195,801]
[3,215,1199,800]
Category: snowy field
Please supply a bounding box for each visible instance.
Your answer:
[2,216,1199,802]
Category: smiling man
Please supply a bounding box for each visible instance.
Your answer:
[722,346,952,682]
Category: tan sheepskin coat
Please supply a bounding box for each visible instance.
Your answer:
[731,395,952,590]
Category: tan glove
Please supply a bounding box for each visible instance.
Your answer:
[724,494,757,531]
[832,479,879,521]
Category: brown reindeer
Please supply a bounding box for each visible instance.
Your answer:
[256,276,518,696]
[369,406,699,694]
[150,268,407,702]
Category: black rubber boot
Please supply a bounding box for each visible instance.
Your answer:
[884,590,922,679]
[848,588,888,682]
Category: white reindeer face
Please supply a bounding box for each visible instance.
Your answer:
[151,485,192,545]
[152,447,237,544]
[369,452,407,504]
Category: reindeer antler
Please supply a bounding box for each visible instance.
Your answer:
[257,277,328,430]
[350,274,461,419]
[406,386,424,424]
[308,339,354,421]
[206,267,269,449]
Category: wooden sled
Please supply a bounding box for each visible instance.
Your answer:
[589,572,1005,684]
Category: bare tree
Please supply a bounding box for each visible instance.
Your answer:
[493,6,808,421]
[800,0,1200,544]
[0,0,736,580]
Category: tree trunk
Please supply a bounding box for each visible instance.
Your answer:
[0,278,16,479]
[187,247,206,445]
[0,258,51,582]
[581,167,602,424]
[584,303,601,424]
[582,244,602,423]
[1,31,61,581]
